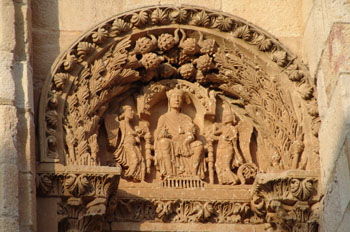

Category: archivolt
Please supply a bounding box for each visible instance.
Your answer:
[39,5,319,171]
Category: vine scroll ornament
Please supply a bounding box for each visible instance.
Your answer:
[38,5,321,231]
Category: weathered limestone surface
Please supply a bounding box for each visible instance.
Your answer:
[0,0,35,231]
[32,0,310,105]
[34,3,321,231]
[0,0,345,231]
[312,4,350,231]
[0,105,19,232]
[303,0,350,78]
[0,1,19,231]
[322,136,350,232]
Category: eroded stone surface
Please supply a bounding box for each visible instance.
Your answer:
[36,5,321,232]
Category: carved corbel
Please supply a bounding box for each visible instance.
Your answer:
[37,164,121,232]
[250,171,320,232]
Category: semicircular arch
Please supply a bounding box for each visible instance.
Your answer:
[38,5,320,174]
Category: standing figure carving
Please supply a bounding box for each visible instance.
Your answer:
[105,105,144,181]
[154,88,206,179]
[214,107,243,185]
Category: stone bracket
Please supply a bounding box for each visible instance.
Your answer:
[36,164,121,232]
[251,170,321,232]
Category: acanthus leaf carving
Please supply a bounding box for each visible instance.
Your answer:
[77,41,96,61]
[191,10,211,27]
[213,15,233,31]
[250,172,320,232]
[233,25,252,41]
[130,10,149,27]
[38,5,321,230]
[111,18,131,36]
[53,73,69,90]
[91,27,108,44]
[170,8,188,23]
[151,8,169,25]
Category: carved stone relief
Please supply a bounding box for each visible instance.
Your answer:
[37,5,321,231]
[113,172,320,230]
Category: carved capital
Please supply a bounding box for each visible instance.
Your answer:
[37,5,322,231]
[37,165,121,232]
[250,171,320,232]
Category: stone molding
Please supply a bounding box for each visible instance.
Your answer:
[113,171,320,231]
[37,164,121,232]
[36,5,321,231]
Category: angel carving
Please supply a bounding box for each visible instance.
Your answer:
[213,107,244,185]
[105,105,145,181]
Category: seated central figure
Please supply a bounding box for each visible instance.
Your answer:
[154,88,206,179]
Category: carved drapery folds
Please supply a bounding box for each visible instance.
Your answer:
[38,5,320,231]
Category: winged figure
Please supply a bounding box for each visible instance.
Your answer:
[104,105,144,181]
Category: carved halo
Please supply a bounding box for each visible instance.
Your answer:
[38,5,320,173]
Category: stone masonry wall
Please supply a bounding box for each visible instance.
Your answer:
[308,0,350,230]
[0,0,36,231]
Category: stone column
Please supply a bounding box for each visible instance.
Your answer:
[0,0,35,231]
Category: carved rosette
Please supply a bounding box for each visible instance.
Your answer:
[37,5,321,231]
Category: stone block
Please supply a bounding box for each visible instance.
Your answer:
[302,0,331,78]
[325,0,350,23]
[322,141,350,232]
[303,0,350,78]
[319,73,350,190]
[32,0,59,30]
[17,112,35,173]
[316,24,350,110]
[122,0,159,11]
[335,141,350,216]
[336,203,350,232]
[0,216,19,232]
[301,0,314,26]
[322,176,342,232]
[32,29,82,75]
[179,0,221,10]
[19,173,36,229]
[222,0,303,37]
[0,105,18,165]
[0,163,19,218]
[58,31,86,54]
[0,51,16,104]
[0,0,16,52]
[14,61,34,113]
[14,0,31,62]
[57,0,129,31]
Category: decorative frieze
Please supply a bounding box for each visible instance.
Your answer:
[37,5,321,231]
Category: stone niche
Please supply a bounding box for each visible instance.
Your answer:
[37,5,321,232]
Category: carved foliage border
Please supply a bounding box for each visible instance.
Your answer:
[39,5,320,164]
[112,175,319,231]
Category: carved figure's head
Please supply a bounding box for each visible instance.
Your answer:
[222,105,237,125]
[166,88,184,110]
[120,105,135,120]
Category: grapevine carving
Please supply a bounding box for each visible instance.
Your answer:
[37,5,321,231]
[39,5,319,175]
